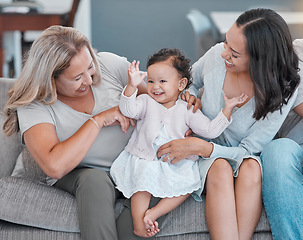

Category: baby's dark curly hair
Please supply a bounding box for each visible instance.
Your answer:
[146,48,192,89]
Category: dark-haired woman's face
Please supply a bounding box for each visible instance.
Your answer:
[221,23,250,74]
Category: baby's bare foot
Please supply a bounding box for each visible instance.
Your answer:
[143,209,160,235]
[134,227,158,238]
[134,217,158,238]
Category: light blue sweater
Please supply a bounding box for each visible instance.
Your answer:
[190,43,298,171]
[189,43,299,200]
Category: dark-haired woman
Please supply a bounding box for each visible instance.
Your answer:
[157,8,300,240]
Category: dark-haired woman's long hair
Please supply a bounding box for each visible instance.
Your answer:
[237,8,300,120]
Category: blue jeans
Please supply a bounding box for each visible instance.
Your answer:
[261,138,303,240]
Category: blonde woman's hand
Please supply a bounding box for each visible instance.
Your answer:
[180,91,202,113]
[95,106,135,133]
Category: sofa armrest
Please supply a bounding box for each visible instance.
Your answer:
[0,78,23,177]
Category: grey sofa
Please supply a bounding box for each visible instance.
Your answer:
[0,77,272,239]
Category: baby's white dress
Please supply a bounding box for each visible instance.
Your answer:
[110,125,201,199]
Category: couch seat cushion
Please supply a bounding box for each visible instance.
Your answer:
[0,177,79,232]
[156,195,271,237]
[0,176,271,237]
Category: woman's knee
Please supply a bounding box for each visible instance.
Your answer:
[261,138,301,163]
[207,159,233,187]
[76,168,115,195]
[261,138,303,172]
[238,159,262,186]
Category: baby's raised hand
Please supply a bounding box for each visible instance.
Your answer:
[223,93,248,110]
[222,93,248,120]
[128,60,147,88]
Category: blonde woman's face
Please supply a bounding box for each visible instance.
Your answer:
[55,46,96,100]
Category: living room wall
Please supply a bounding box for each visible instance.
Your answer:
[91,0,303,70]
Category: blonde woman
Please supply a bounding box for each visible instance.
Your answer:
[3,25,149,240]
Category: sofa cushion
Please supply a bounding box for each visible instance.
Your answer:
[0,220,81,240]
[0,78,24,178]
[11,148,48,184]
[0,177,80,232]
[0,78,15,112]
[0,176,127,233]
[155,195,271,237]
[0,116,23,178]
[0,176,271,237]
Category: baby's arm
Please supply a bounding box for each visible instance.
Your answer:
[124,60,147,97]
[222,93,248,120]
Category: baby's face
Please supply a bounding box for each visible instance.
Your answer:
[147,60,184,109]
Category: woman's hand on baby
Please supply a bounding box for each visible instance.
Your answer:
[158,137,212,164]
[128,60,147,88]
[95,106,135,133]
[181,91,201,113]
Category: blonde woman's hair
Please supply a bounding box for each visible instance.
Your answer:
[3,25,101,136]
